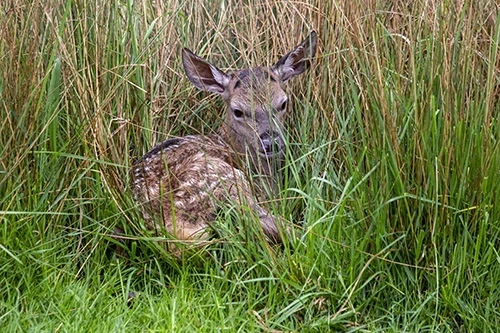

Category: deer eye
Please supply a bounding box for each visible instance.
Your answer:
[280,100,288,111]
[233,109,244,118]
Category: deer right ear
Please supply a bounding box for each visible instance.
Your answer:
[182,48,231,95]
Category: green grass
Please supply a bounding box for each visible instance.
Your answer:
[1,0,499,331]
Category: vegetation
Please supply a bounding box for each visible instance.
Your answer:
[1,0,499,331]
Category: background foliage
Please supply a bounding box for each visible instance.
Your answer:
[1,0,499,331]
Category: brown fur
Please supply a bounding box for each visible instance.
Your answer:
[130,32,317,248]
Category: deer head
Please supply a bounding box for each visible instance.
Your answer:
[182,31,317,176]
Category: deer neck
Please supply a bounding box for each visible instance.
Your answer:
[215,123,280,195]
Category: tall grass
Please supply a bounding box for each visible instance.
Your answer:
[1,0,499,331]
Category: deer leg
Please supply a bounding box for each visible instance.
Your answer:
[211,168,283,243]
[254,205,282,243]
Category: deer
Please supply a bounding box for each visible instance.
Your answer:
[130,31,317,251]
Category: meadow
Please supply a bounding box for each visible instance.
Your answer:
[1,0,499,331]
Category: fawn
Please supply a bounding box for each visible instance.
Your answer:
[130,32,317,249]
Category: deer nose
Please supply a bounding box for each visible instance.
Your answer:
[259,131,284,156]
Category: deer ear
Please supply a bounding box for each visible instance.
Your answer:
[273,31,317,82]
[182,48,231,94]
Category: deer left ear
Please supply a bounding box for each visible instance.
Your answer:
[182,48,231,94]
[273,31,317,83]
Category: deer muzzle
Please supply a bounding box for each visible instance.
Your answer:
[259,131,284,157]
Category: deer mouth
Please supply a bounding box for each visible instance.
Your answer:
[258,131,284,158]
